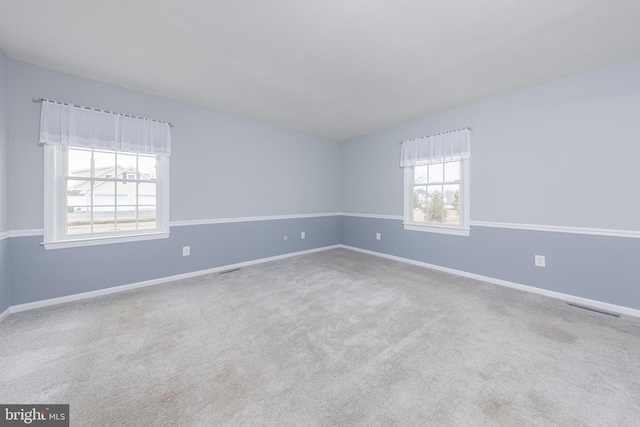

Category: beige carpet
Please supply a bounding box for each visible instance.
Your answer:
[1,248,639,426]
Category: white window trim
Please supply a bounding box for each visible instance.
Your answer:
[402,159,470,236]
[43,145,170,250]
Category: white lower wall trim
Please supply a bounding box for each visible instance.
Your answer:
[5,213,342,237]
[339,245,640,319]
[340,212,404,221]
[339,213,640,239]
[0,231,9,241]
[171,212,341,227]
[5,245,340,318]
[10,216,640,240]
[471,221,640,239]
[8,229,44,238]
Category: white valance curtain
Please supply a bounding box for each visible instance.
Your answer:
[39,100,171,157]
[400,128,470,167]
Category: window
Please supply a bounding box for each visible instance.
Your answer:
[404,159,469,235]
[44,145,169,248]
[39,99,171,249]
[400,128,470,236]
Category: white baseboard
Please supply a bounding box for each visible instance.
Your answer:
[171,212,341,227]
[339,245,640,319]
[5,245,340,317]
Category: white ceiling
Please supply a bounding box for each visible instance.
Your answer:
[1,0,640,141]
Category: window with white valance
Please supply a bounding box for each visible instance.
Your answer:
[400,128,470,236]
[400,128,469,167]
[40,100,171,249]
[39,100,171,157]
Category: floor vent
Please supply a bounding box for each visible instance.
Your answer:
[219,268,241,275]
[566,302,620,317]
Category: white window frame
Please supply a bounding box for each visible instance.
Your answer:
[403,159,470,236]
[43,145,170,249]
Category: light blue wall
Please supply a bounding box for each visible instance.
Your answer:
[341,57,640,311]
[342,57,640,231]
[0,50,10,313]
[8,60,341,230]
[6,59,341,306]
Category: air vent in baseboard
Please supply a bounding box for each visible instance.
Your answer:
[566,302,620,317]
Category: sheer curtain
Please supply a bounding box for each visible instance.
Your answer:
[39,100,171,157]
[400,128,470,167]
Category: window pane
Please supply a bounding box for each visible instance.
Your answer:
[414,165,428,184]
[93,183,116,206]
[94,150,116,176]
[412,208,426,222]
[443,184,459,204]
[427,203,444,223]
[428,163,444,183]
[92,211,116,234]
[67,211,92,235]
[68,148,92,177]
[67,179,88,207]
[115,177,135,206]
[138,155,157,180]
[444,161,460,182]
[115,193,130,210]
[115,206,138,231]
[426,185,442,203]
[138,182,157,206]
[138,208,157,230]
[444,204,460,225]
[119,153,137,175]
[412,186,427,222]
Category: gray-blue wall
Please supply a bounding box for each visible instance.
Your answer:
[341,217,640,309]
[10,216,340,305]
[6,59,341,306]
[0,50,10,314]
[341,57,640,311]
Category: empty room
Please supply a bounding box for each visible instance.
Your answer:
[1,1,640,425]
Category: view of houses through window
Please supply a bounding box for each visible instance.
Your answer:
[65,147,158,235]
[411,161,461,225]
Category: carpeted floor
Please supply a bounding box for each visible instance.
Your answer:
[1,248,639,426]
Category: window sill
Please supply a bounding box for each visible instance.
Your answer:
[403,222,470,236]
[42,231,170,250]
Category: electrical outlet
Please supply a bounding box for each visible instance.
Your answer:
[183,246,190,256]
[283,235,288,241]
[376,232,381,240]
[534,255,545,267]
[301,231,305,239]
